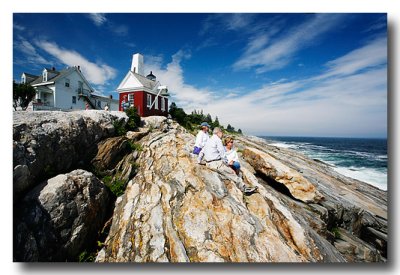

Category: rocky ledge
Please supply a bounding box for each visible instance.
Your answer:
[13,111,387,262]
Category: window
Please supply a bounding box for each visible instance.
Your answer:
[161,97,165,111]
[42,71,47,82]
[78,81,83,93]
[97,101,101,108]
[21,75,26,84]
[72,96,76,104]
[147,94,152,108]
[128,93,134,102]
[65,78,70,87]
[155,97,159,110]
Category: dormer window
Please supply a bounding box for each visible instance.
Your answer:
[21,74,26,84]
[42,70,47,82]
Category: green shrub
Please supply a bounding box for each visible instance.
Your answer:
[128,141,143,152]
[331,227,341,239]
[102,174,126,197]
[113,107,141,137]
[108,179,126,197]
[113,120,127,136]
[78,250,95,262]
[125,107,141,131]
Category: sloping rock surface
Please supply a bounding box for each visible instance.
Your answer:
[96,118,386,263]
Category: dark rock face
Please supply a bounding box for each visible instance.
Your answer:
[14,169,110,262]
[13,111,127,200]
[91,136,131,172]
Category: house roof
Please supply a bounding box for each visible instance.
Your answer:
[117,70,164,95]
[30,67,72,85]
[132,72,158,90]
[22,73,39,79]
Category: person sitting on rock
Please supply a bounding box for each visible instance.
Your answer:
[224,137,241,175]
[193,122,210,155]
[197,127,257,195]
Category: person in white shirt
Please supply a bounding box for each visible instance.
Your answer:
[224,137,240,175]
[198,127,257,195]
[193,122,210,155]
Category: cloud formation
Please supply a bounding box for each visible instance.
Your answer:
[35,40,117,86]
[233,14,345,73]
[14,36,50,65]
[87,13,107,26]
[87,13,129,36]
[150,37,386,138]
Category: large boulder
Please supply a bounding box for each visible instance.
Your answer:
[242,147,323,203]
[14,169,110,262]
[13,110,127,200]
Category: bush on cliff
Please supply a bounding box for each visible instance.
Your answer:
[113,107,141,136]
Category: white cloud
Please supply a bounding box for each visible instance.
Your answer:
[14,36,50,65]
[87,13,107,26]
[151,37,386,137]
[35,40,116,85]
[87,13,129,36]
[13,23,25,31]
[200,14,256,36]
[233,14,345,73]
[144,50,215,110]
[316,36,387,79]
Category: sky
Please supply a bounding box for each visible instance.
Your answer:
[13,13,387,138]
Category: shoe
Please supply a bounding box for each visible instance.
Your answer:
[244,186,258,195]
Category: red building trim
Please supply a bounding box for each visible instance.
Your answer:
[119,90,168,117]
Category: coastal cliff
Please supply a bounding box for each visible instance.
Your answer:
[13,111,387,262]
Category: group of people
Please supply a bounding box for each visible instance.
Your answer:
[193,122,257,195]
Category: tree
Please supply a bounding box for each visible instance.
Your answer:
[214,116,220,127]
[206,114,212,123]
[227,124,234,132]
[13,81,36,111]
[169,102,188,127]
[238,129,242,134]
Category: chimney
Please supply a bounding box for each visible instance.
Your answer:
[131,53,144,76]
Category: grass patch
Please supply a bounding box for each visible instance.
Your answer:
[78,250,96,262]
[102,176,126,197]
[331,227,341,239]
[128,141,143,152]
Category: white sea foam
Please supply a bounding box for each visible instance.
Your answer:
[333,166,387,191]
[269,142,297,149]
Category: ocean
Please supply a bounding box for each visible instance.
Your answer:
[260,136,387,191]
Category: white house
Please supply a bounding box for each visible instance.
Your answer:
[21,66,119,111]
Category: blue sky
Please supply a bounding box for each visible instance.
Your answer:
[13,13,387,138]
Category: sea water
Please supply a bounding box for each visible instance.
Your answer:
[261,136,387,191]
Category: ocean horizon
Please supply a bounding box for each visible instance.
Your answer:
[260,136,387,191]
